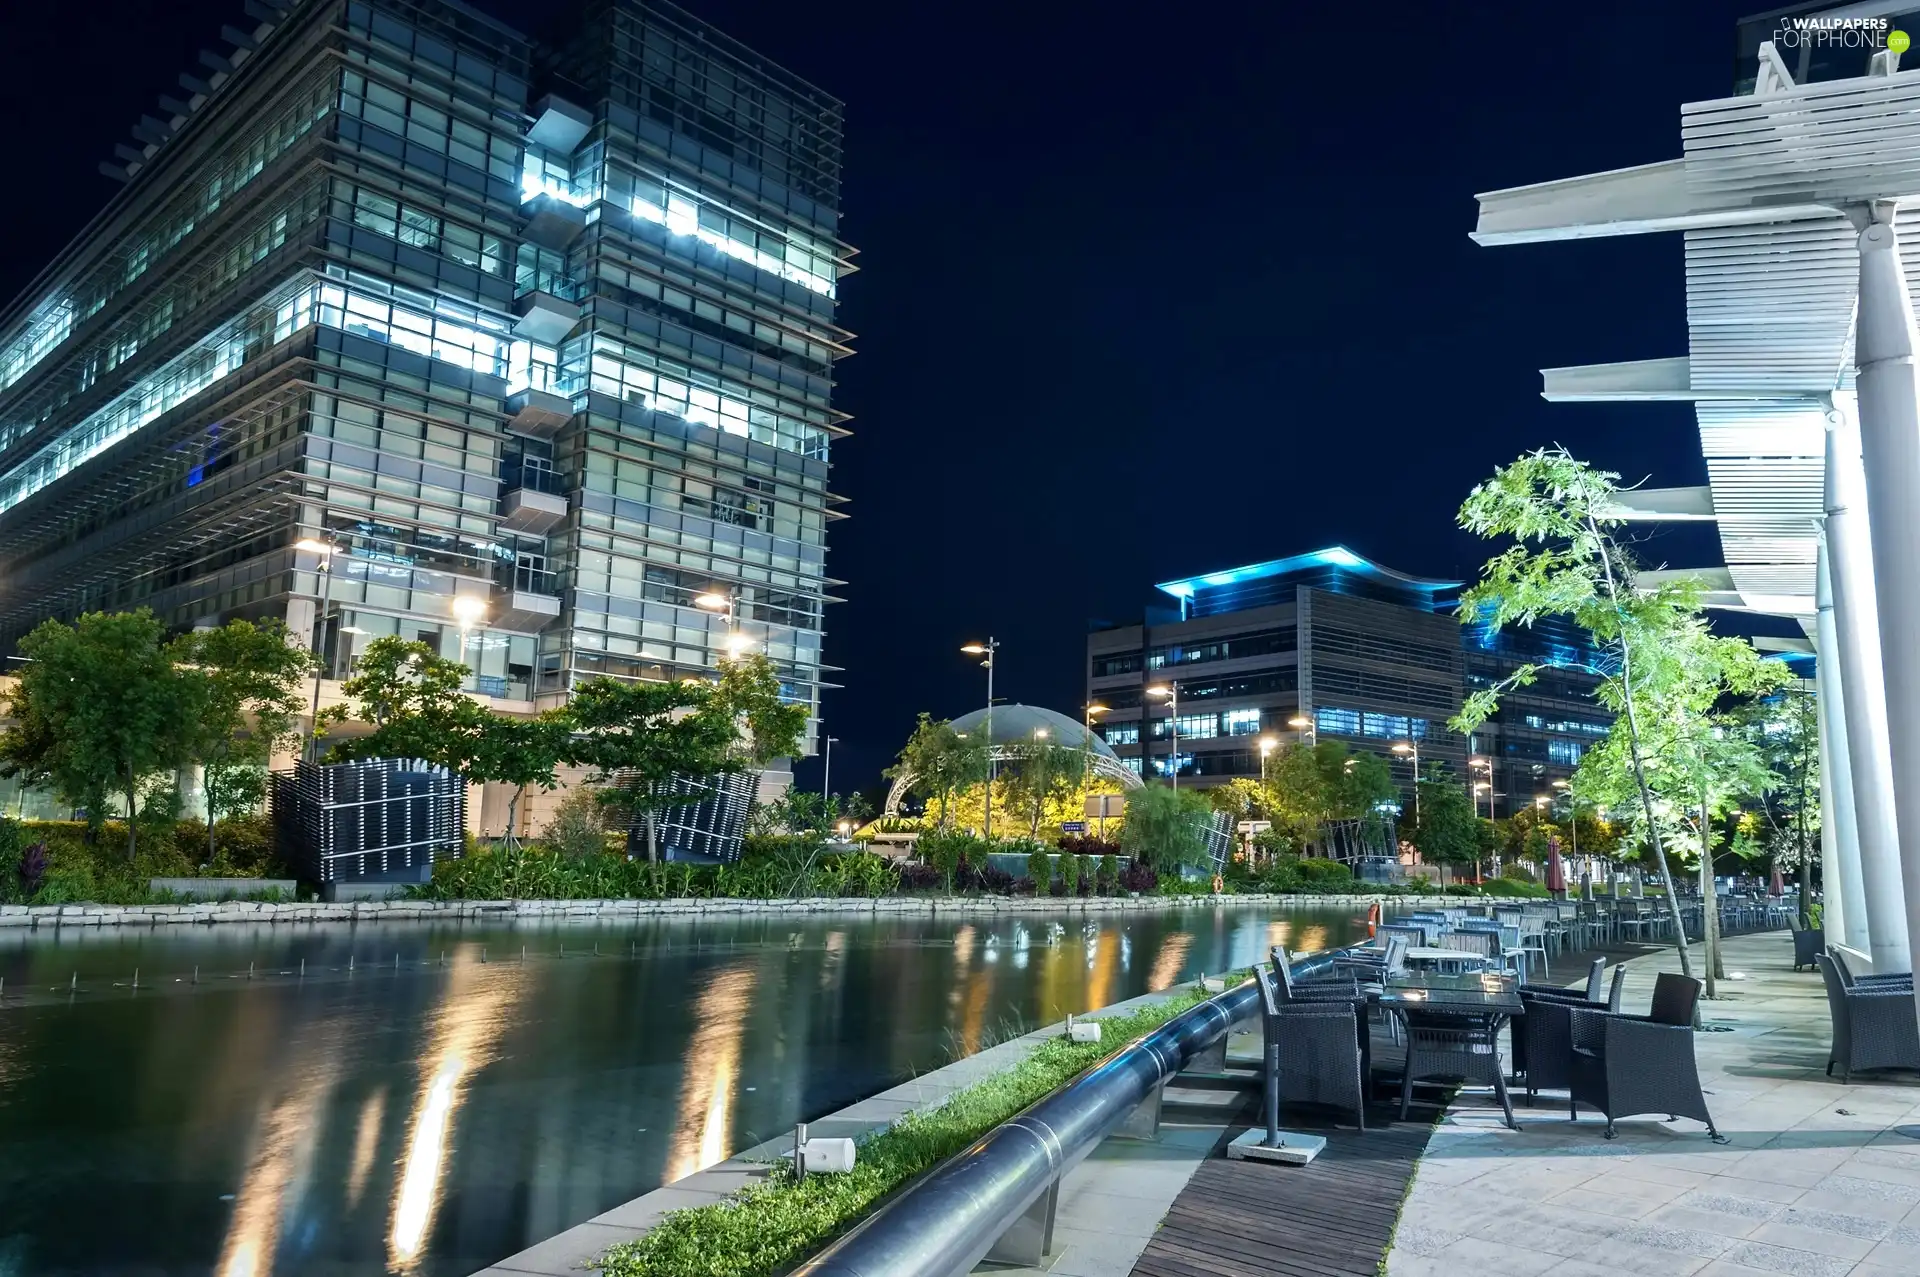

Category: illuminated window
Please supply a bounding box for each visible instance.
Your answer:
[1549,739,1584,766]
[1223,708,1261,736]
[1316,706,1361,736]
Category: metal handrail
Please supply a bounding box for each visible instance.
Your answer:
[793,953,1337,1277]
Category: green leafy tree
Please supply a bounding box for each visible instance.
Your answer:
[1002,738,1088,837]
[1059,846,1082,896]
[544,786,611,859]
[886,714,989,828]
[1118,783,1214,874]
[1405,771,1479,884]
[171,618,316,859]
[1456,448,1710,980]
[0,610,199,858]
[1739,688,1819,925]
[1260,739,1395,848]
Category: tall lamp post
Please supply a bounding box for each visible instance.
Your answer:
[1259,734,1278,781]
[452,593,488,669]
[962,638,1000,838]
[1552,778,1581,881]
[1083,702,1107,793]
[296,533,342,764]
[1147,682,1180,788]
[822,735,839,802]
[1392,740,1421,824]
[1469,756,1491,818]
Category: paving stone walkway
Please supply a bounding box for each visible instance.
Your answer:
[1387,931,1920,1277]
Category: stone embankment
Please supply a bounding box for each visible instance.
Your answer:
[0,892,1543,929]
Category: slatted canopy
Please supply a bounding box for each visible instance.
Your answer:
[1474,52,1920,628]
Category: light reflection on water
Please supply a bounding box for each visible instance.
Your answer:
[0,904,1363,1276]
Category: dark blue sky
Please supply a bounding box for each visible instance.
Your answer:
[1,0,1783,795]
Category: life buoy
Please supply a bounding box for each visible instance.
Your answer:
[1365,900,1381,938]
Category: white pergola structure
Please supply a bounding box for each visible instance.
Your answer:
[1473,37,1920,979]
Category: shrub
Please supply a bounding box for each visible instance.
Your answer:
[896,863,941,892]
[1098,853,1119,895]
[1011,875,1036,896]
[1483,876,1550,899]
[545,788,613,860]
[1058,849,1081,896]
[975,865,1014,895]
[1119,862,1157,894]
[1025,843,1053,894]
[17,841,47,900]
[1118,784,1213,872]
[1056,834,1120,856]
[1294,857,1353,888]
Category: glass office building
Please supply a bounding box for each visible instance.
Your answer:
[1088,547,1609,812]
[0,0,849,813]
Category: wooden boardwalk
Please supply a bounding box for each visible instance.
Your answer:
[1129,1093,1435,1277]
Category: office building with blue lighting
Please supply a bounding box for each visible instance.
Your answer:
[0,0,849,827]
[1088,547,1610,812]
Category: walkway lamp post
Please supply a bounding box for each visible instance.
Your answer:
[962,639,1000,838]
[823,735,838,802]
[452,593,488,669]
[1147,682,1179,788]
[1259,734,1278,781]
[695,590,753,661]
[295,532,341,764]
[1392,740,1421,824]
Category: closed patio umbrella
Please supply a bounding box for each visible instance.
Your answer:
[1770,863,1785,897]
[1546,835,1568,898]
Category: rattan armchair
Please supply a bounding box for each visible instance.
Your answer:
[1817,954,1920,1082]
[1790,924,1824,973]
[1399,1008,1516,1129]
[1568,973,1723,1141]
[1255,967,1367,1129]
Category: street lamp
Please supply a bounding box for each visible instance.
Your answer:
[1469,756,1491,819]
[1551,778,1581,871]
[1259,734,1278,781]
[451,593,487,666]
[295,534,341,764]
[1392,741,1421,824]
[823,735,839,801]
[962,639,1000,838]
[1287,714,1315,745]
[695,590,750,661]
[1147,682,1179,788]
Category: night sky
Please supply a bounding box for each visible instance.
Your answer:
[1,0,1788,795]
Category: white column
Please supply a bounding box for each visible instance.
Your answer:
[1817,537,1867,951]
[1849,206,1920,978]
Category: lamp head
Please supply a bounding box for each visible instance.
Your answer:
[1146,685,1172,699]
[451,595,487,627]
[1392,742,1414,755]
[694,592,730,611]
[960,642,989,655]
[294,538,334,555]
[1287,716,1311,729]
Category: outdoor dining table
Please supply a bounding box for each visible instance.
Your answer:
[1348,971,1523,1100]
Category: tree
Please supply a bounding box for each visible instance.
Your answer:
[1456,449,1708,980]
[561,655,803,862]
[886,714,988,828]
[326,635,572,843]
[1118,782,1214,874]
[1001,738,1088,837]
[1405,772,1479,884]
[0,610,198,858]
[1739,688,1819,926]
[1570,603,1787,994]
[172,618,316,859]
[545,786,611,859]
[1260,739,1396,848]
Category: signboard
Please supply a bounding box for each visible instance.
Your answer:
[1085,793,1125,818]
[1061,821,1087,834]
[1237,820,1272,835]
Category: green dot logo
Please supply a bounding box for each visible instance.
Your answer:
[1892,29,1912,54]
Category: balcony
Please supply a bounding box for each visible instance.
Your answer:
[498,465,567,534]
[526,94,592,153]
[521,192,586,250]
[490,563,562,633]
[512,290,581,344]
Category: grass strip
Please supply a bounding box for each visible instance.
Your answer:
[599,981,1232,1277]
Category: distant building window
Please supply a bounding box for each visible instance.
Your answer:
[1092,651,1144,677]
[1145,627,1295,670]
[1524,714,1545,729]
[1223,708,1261,736]
[1122,756,1143,775]
[1549,739,1584,766]
[1316,706,1361,736]
[1102,723,1141,746]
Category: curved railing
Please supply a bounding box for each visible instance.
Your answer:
[793,953,1334,1277]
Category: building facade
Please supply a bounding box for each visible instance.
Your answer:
[0,0,849,819]
[1088,547,1610,812]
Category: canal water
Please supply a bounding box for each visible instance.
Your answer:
[0,903,1366,1276]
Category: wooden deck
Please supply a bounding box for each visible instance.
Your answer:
[1128,1092,1435,1277]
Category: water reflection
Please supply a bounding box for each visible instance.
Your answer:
[662,964,755,1184]
[0,904,1363,1276]
[390,958,521,1270]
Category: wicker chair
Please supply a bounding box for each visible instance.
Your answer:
[1255,967,1366,1129]
[1817,954,1920,1082]
[1434,930,1498,972]
[1830,948,1915,991]
[1791,925,1824,972]
[1568,973,1723,1141]
[1399,1008,1516,1129]
[1515,964,1625,1089]
[1522,957,1604,1002]
[1268,948,1363,1003]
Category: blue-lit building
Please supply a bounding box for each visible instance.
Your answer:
[1088,547,1611,811]
[0,0,848,828]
